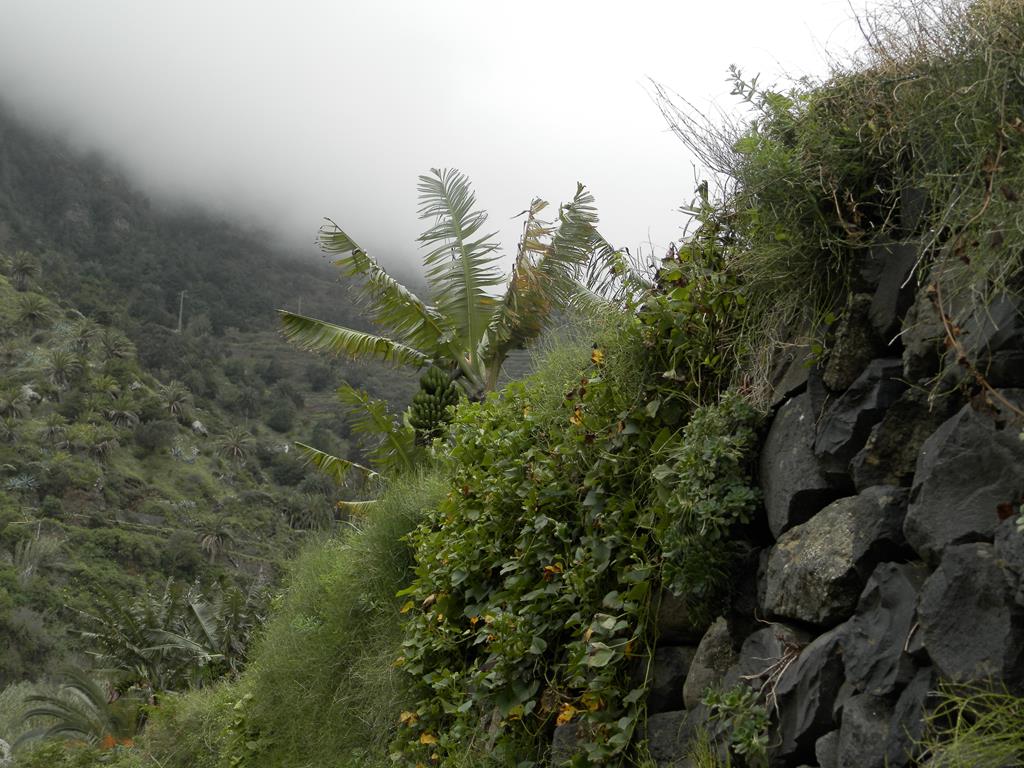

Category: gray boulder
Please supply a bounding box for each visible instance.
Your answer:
[645,646,697,714]
[814,358,906,482]
[860,241,920,340]
[657,589,703,644]
[774,625,847,760]
[760,394,839,539]
[768,342,813,408]
[836,693,893,768]
[823,293,878,391]
[843,561,929,695]
[903,393,1024,561]
[900,282,946,382]
[762,487,908,627]
[885,666,936,768]
[995,517,1024,607]
[683,617,737,710]
[645,709,701,767]
[815,730,839,768]
[950,292,1024,366]
[917,542,1024,688]
[850,388,956,491]
[723,622,810,692]
[550,722,580,765]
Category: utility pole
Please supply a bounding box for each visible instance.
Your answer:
[176,290,187,334]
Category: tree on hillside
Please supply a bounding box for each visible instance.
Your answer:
[280,168,623,399]
[16,294,52,329]
[8,251,38,292]
[280,168,625,478]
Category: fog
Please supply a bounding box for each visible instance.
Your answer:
[0,0,879,272]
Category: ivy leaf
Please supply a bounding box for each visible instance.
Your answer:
[585,642,616,668]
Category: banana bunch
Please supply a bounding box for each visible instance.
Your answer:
[409,366,460,445]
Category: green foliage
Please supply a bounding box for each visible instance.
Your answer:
[408,366,460,445]
[142,468,448,768]
[17,667,143,748]
[655,0,1024,398]
[918,682,1024,767]
[703,685,771,768]
[76,580,266,694]
[281,169,621,399]
[393,308,761,765]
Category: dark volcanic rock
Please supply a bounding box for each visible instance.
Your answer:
[814,358,906,482]
[823,293,879,391]
[900,279,946,382]
[645,646,697,714]
[995,517,1024,607]
[657,589,703,645]
[903,393,1024,561]
[885,666,936,768]
[815,730,839,768]
[986,350,1024,388]
[551,722,580,764]
[769,343,813,408]
[775,625,846,760]
[723,623,810,692]
[762,487,908,627]
[917,542,1024,688]
[683,617,737,710]
[865,242,920,340]
[645,710,699,767]
[760,393,840,539]
[843,561,929,696]
[850,388,956,491]
[953,293,1024,364]
[836,693,893,768]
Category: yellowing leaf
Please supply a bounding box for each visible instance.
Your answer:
[570,405,583,426]
[556,703,578,726]
[419,732,438,745]
[591,347,604,365]
[400,600,415,614]
[399,711,419,726]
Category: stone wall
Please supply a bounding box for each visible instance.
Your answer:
[560,230,1024,766]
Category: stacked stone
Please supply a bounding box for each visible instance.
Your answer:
[552,208,1024,766]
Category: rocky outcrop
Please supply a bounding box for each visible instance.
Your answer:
[917,542,1024,687]
[760,393,839,538]
[583,238,1024,768]
[761,487,908,627]
[903,393,1024,561]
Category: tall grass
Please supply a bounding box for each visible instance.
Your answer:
[136,466,448,768]
[919,683,1024,767]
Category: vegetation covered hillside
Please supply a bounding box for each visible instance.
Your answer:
[8,1,1024,767]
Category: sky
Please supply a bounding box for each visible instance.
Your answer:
[0,0,881,273]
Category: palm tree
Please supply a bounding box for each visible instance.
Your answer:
[70,318,101,355]
[100,328,135,361]
[215,426,254,465]
[18,668,142,748]
[159,381,192,418]
[8,251,38,292]
[16,294,52,329]
[106,408,140,429]
[39,413,69,446]
[45,349,83,391]
[280,168,622,399]
[0,390,28,420]
[93,374,122,400]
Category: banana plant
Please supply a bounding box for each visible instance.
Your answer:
[280,168,627,481]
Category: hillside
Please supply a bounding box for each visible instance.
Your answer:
[0,106,421,687]
[6,1,1024,767]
